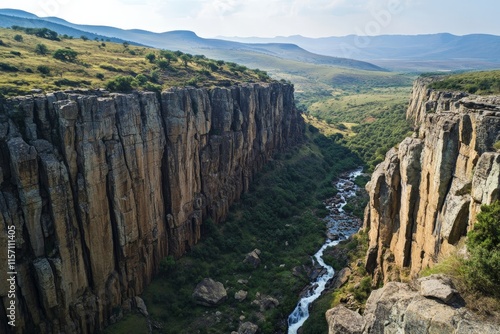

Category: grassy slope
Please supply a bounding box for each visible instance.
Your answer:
[0,27,270,96]
[427,70,500,95]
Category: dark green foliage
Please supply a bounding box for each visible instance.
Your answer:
[13,34,23,42]
[0,62,19,72]
[351,276,372,303]
[428,70,500,95]
[34,43,48,55]
[12,26,59,41]
[96,73,105,80]
[80,35,89,41]
[54,78,91,87]
[9,51,21,57]
[53,48,78,62]
[464,201,500,297]
[345,103,412,171]
[99,64,122,72]
[105,75,134,92]
[0,39,6,46]
[37,65,50,75]
[145,52,156,63]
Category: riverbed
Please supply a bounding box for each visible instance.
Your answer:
[287,168,364,333]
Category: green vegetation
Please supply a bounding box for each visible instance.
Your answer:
[428,70,500,95]
[465,201,500,297]
[300,86,413,171]
[420,202,500,317]
[0,26,272,97]
[105,127,362,334]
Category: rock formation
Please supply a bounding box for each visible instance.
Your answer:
[326,275,500,334]
[0,83,303,333]
[364,78,500,283]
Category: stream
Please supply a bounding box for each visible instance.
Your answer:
[287,168,364,333]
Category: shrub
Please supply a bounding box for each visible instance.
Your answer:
[81,35,89,41]
[34,43,48,55]
[106,75,134,92]
[464,201,500,297]
[37,65,51,75]
[0,63,19,72]
[96,73,105,80]
[53,49,78,62]
[13,34,23,42]
[145,52,156,63]
[10,51,21,57]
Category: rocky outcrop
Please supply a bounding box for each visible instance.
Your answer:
[0,83,303,333]
[326,275,500,334]
[364,78,500,283]
[192,278,228,306]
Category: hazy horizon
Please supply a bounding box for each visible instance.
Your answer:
[0,0,498,38]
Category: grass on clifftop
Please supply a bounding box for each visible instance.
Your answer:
[427,70,500,95]
[0,26,272,97]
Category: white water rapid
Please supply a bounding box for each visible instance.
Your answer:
[287,168,363,333]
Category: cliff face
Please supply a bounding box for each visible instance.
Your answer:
[0,83,303,333]
[364,78,500,283]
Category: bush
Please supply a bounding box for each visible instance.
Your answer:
[53,49,78,62]
[34,43,48,55]
[13,34,23,42]
[37,65,51,75]
[0,63,19,72]
[10,51,21,57]
[106,75,134,92]
[464,201,500,297]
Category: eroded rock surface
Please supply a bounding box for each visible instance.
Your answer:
[364,79,500,283]
[326,276,500,334]
[0,83,303,333]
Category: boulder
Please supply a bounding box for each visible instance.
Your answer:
[192,278,227,306]
[331,267,351,290]
[251,293,279,312]
[418,275,457,304]
[235,290,248,302]
[238,322,258,334]
[244,249,261,268]
[325,305,364,334]
[134,296,148,317]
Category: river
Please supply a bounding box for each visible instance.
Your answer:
[287,168,364,333]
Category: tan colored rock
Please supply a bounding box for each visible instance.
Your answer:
[0,83,303,333]
[364,79,500,282]
[326,305,364,334]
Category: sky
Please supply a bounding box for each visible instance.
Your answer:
[0,0,499,38]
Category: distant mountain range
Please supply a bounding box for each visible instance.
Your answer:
[219,34,500,72]
[1,8,498,73]
[0,9,383,72]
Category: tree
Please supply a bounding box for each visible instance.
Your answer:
[105,75,134,92]
[81,35,89,41]
[37,65,51,75]
[13,34,23,42]
[53,49,78,62]
[145,52,156,63]
[180,54,190,67]
[34,43,48,55]
[465,201,500,297]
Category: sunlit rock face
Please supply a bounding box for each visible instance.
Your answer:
[363,78,500,284]
[0,83,304,333]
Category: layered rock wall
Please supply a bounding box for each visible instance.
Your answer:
[364,78,500,283]
[0,83,303,333]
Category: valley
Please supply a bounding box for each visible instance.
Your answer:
[0,7,499,334]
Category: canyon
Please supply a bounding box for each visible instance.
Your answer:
[327,78,500,333]
[0,83,303,333]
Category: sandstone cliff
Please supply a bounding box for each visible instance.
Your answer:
[364,77,500,283]
[0,83,303,333]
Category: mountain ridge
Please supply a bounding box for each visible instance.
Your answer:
[0,9,384,72]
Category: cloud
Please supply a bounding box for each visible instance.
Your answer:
[196,0,244,18]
